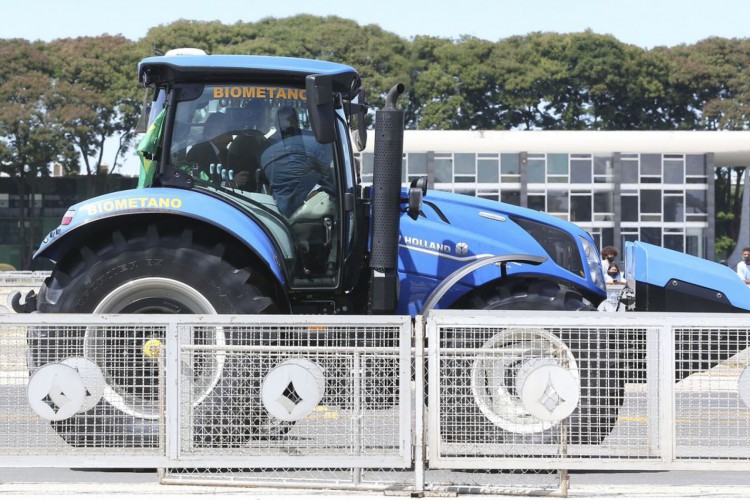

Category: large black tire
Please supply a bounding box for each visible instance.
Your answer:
[30,219,286,447]
[446,277,623,446]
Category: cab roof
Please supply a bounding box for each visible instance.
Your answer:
[138,54,361,96]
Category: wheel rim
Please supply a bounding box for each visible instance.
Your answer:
[84,277,226,419]
[470,328,579,434]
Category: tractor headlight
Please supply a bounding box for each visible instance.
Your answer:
[580,237,605,291]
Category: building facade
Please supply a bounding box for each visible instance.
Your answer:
[0,176,136,269]
[2,131,749,269]
[358,130,750,261]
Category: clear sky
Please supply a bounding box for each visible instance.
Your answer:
[5,0,750,48]
[4,0,750,175]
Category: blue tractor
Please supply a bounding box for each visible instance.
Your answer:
[23,52,750,448]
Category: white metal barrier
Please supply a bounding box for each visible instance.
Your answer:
[4,310,750,494]
[0,314,412,470]
[427,310,750,472]
[0,271,50,287]
[0,271,48,313]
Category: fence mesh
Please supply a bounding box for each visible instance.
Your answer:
[1,320,165,455]
[4,313,750,494]
[432,325,659,463]
[177,324,406,460]
[675,327,750,459]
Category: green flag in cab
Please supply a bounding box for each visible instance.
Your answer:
[136,109,166,188]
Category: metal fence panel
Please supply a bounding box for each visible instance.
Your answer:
[6,310,750,493]
[0,314,412,473]
[0,271,48,314]
[171,317,413,469]
[674,327,750,460]
[0,315,166,467]
[427,310,750,471]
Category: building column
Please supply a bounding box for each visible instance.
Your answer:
[520,152,528,208]
[426,151,435,190]
[706,153,716,262]
[728,164,749,266]
[612,152,622,252]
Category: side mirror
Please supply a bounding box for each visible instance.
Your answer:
[411,176,428,196]
[407,188,423,220]
[306,74,336,144]
[407,177,427,220]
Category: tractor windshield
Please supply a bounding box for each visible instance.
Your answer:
[169,84,342,287]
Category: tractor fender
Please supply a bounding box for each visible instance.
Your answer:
[34,188,287,285]
[419,254,547,315]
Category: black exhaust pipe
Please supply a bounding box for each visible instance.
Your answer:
[369,83,405,314]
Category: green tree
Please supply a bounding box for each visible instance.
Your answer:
[0,39,74,268]
[663,38,750,131]
[408,35,501,130]
[141,16,411,113]
[45,35,142,195]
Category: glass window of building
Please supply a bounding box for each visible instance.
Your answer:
[547,189,569,214]
[434,154,452,184]
[477,155,499,183]
[501,189,521,206]
[620,157,638,184]
[686,154,707,183]
[547,154,569,183]
[526,155,546,183]
[501,153,520,177]
[528,194,546,211]
[686,227,706,258]
[663,193,685,223]
[641,227,662,246]
[454,153,475,174]
[571,155,592,183]
[622,195,638,222]
[663,155,685,184]
[407,153,427,175]
[594,155,614,183]
[640,189,662,216]
[664,230,684,253]
[359,152,374,183]
[571,194,592,222]
[640,154,662,183]
[686,189,707,221]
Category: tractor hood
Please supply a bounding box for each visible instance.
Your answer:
[626,241,750,312]
[396,189,606,312]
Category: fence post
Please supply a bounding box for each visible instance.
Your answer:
[414,315,425,493]
[164,318,181,463]
[658,321,676,465]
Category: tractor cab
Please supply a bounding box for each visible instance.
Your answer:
[137,54,367,291]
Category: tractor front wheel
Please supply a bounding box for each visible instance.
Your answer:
[31,220,284,447]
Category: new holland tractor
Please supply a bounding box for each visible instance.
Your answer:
[18,51,750,448]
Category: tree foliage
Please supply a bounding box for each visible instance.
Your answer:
[0,40,74,267]
[4,17,750,265]
[45,35,142,194]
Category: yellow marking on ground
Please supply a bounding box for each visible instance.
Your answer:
[302,405,340,420]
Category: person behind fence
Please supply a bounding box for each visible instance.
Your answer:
[606,263,624,284]
[736,247,750,285]
[601,245,619,276]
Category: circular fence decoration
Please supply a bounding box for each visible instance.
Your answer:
[261,358,326,421]
[27,363,88,421]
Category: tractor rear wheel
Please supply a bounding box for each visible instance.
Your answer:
[31,220,285,447]
[445,277,623,446]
